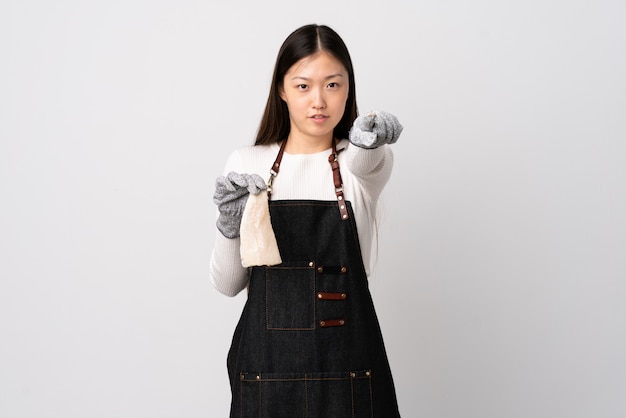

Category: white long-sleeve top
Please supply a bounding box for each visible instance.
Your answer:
[209,139,394,297]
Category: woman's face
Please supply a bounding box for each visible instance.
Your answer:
[280,51,349,149]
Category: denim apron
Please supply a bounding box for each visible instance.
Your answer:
[227,140,401,417]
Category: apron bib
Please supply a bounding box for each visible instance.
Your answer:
[227,141,400,418]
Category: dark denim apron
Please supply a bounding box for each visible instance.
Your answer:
[227,141,401,417]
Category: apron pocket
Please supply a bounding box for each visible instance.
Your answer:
[239,370,373,418]
[266,262,315,330]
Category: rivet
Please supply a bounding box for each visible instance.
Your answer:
[340,205,345,210]
[341,293,347,299]
[317,293,323,299]
[256,375,261,380]
[338,196,343,200]
[320,321,326,327]
[350,372,356,378]
[317,266,323,273]
[366,371,371,377]
[339,319,345,325]
[341,266,347,273]
[240,373,244,380]
[309,261,314,267]
[342,214,348,219]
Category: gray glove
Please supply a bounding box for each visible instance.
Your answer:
[213,172,267,238]
[348,110,403,149]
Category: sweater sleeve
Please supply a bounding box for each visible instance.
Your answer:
[344,141,394,202]
[209,150,250,297]
[209,231,248,297]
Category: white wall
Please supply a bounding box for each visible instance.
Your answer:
[1,1,625,417]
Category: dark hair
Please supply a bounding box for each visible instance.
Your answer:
[254,24,358,145]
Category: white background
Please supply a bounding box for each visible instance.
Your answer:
[1,0,625,417]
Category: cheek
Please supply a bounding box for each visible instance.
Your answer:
[288,96,309,111]
[283,97,305,119]
[338,88,349,105]
[336,93,349,113]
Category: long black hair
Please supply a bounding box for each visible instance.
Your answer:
[255,24,358,145]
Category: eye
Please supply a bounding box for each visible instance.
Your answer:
[327,82,338,88]
[297,84,308,90]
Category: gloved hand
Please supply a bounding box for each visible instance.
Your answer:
[348,110,403,149]
[213,172,267,238]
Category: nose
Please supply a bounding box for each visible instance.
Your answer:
[311,87,326,109]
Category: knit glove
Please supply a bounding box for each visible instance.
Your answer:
[348,110,403,149]
[213,172,267,238]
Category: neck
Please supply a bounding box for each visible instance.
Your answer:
[283,133,333,154]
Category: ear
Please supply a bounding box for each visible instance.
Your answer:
[278,85,286,102]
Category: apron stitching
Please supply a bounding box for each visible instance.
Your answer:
[368,374,374,418]
[350,373,355,418]
[304,374,309,418]
[258,379,262,418]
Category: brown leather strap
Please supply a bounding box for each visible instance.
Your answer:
[317,292,347,300]
[328,140,349,221]
[267,140,288,198]
[319,318,345,328]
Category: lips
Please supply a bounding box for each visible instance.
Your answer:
[310,114,329,120]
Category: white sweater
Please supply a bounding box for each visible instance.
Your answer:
[209,139,394,297]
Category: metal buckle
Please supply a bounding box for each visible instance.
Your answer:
[267,172,276,196]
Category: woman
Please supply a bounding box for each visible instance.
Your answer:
[210,24,403,417]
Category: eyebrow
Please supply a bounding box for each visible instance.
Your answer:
[290,74,345,81]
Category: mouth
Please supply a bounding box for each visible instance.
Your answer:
[310,114,329,120]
